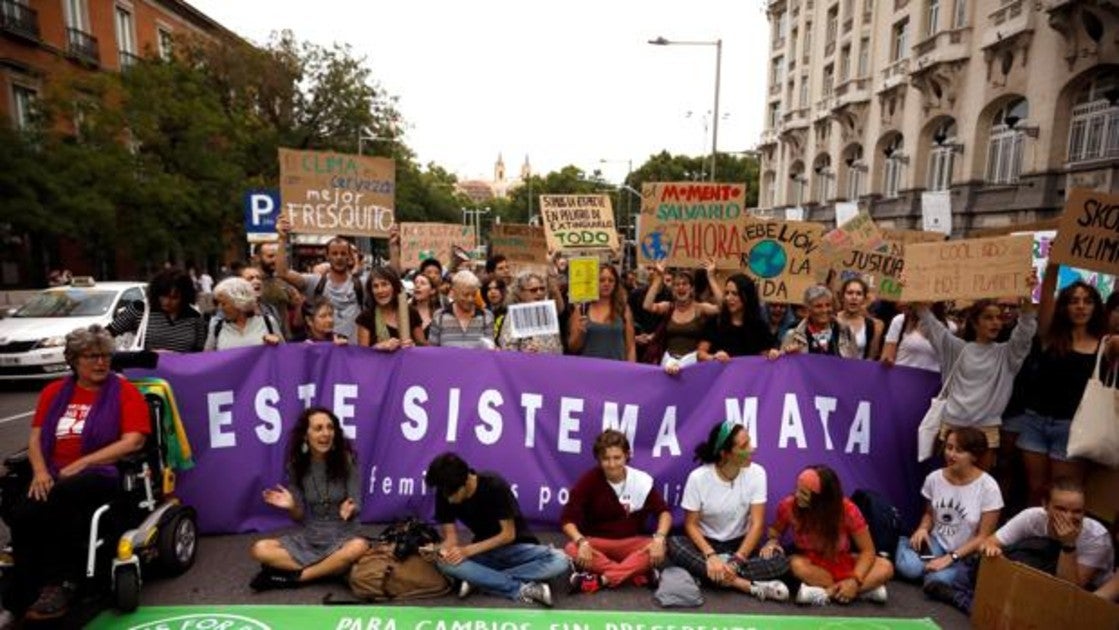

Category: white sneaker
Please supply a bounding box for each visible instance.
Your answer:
[795,584,829,606]
[518,582,553,607]
[750,580,790,602]
[860,584,888,604]
[458,580,473,599]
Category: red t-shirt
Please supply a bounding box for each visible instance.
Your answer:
[774,495,868,557]
[32,378,150,469]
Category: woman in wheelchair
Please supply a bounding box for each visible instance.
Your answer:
[5,325,149,621]
[249,407,369,590]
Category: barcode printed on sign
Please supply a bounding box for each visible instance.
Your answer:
[507,301,559,339]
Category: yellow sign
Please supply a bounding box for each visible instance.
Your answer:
[567,257,601,303]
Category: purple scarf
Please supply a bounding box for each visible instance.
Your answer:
[39,374,123,476]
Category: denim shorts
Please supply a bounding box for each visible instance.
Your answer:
[1001,413,1029,434]
[1016,409,1074,461]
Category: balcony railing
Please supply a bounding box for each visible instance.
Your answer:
[66,27,100,65]
[878,58,910,92]
[118,50,141,70]
[984,0,1033,47]
[0,0,40,40]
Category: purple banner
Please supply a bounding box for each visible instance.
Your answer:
[130,346,941,535]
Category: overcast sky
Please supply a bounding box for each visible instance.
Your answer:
[187,0,771,184]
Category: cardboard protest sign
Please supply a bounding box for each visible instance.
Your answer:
[1017,230,1115,302]
[739,218,828,304]
[567,257,601,303]
[821,210,886,266]
[1049,188,1119,276]
[901,235,1033,302]
[399,223,476,268]
[489,224,549,272]
[880,228,946,255]
[279,148,395,237]
[636,182,748,267]
[539,195,619,253]
[972,556,1119,630]
[831,246,906,301]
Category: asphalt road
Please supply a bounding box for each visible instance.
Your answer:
[0,384,969,629]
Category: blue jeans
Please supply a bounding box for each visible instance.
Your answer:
[894,536,967,587]
[1016,409,1074,461]
[435,543,569,600]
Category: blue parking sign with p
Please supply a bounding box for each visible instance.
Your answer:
[244,189,280,242]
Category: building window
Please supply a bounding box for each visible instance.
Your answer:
[768,102,781,128]
[64,0,89,31]
[822,64,835,97]
[814,156,834,202]
[803,23,812,62]
[844,145,865,200]
[115,5,136,67]
[839,45,851,81]
[926,0,940,37]
[790,28,798,60]
[882,135,906,198]
[892,19,909,61]
[11,84,37,130]
[986,98,1028,184]
[771,56,784,85]
[790,166,807,206]
[764,172,777,208]
[1067,76,1119,163]
[928,120,957,191]
[157,27,174,61]
[799,79,809,107]
[953,0,967,27]
[826,7,838,50]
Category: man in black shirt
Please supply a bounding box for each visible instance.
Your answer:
[426,453,568,607]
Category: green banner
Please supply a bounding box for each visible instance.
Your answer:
[89,604,940,630]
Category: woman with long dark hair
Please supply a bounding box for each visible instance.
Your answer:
[642,262,720,373]
[355,266,425,351]
[698,274,780,361]
[666,421,790,601]
[568,264,636,362]
[108,267,206,352]
[762,465,893,606]
[248,407,368,590]
[1018,270,1119,503]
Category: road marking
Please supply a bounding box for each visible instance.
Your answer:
[0,411,32,425]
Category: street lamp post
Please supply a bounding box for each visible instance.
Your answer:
[358,126,393,155]
[649,36,722,182]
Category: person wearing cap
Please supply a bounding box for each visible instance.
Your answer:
[762,465,893,606]
[666,421,790,601]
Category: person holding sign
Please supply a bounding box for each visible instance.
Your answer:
[249,407,368,591]
[911,270,1040,463]
[834,278,885,360]
[697,274,780,362]
[643,263,720,374]
[497,271,563,354]
[275,217,363,341]
[781,286,859,358]
[355,267,424,352]
[1018,267,1117,504]
[561,430,672,592]
[667,421,791,602]
[568,265,636,362]
[763,466,893,606]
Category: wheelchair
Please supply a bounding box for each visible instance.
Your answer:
[0,351,199,614]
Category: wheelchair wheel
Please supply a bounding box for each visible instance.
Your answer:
[114,565,140,612]
[157,507,197,576]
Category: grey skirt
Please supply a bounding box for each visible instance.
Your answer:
[279,518,361,567]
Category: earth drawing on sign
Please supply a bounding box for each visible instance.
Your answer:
[748,239,787,279]
[641,230,672,261]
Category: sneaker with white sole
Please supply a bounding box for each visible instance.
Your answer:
[518,582,553,607]
[860,584,888,604]
[458,580,473,599]
[750,579,790,602]
[795,584,829,606]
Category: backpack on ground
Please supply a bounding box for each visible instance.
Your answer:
[851,488,902,560]
[347,541,450,601]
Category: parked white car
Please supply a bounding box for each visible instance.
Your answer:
[0,279,147,380]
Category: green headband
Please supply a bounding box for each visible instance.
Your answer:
[713,420,737,453]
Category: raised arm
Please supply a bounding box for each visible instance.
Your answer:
[275,217,308,291]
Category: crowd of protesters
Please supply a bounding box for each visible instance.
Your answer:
[10,223,1119,620]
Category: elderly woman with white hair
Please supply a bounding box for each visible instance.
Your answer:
[3,325,149,620]
[204,277,283,351]
[781,285,859,358]
[428,270,495,349]
[497,270,564,354]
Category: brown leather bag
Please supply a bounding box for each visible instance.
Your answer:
[348,542,450,601]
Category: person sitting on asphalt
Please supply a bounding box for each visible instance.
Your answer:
[424,452,568,607]
[896,427,1003,610]
[3,325,149,621]
[561,430,672,592]
[763,465,893,606]
[667,421,791,602]
[107,267,207,353]
[204,277,283,351]
[981,478,1114,590]
[248,407,369,591]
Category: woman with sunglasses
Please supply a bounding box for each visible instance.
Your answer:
[498,271,563,354]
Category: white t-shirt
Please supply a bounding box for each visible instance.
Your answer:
[922,469,1003,552]
[995,507,1115,586]
[198,273,214,294]
[681,463,767,542]
[886,314,954,372]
